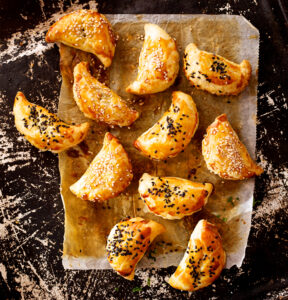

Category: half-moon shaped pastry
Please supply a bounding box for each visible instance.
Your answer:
[184,43,251,96]
[70,132,133,201]
[139,173,213,220]
[126,23,179,94]
[169,219,226,291]
[13,92,89,153]
[202,114,263,180]
[73,62,139,127]
[134,91,198,160]
[46,10,116,68]
[107,217,165,280]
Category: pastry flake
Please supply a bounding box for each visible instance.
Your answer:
[134,91,198,160]
[139,173,213,220]
[73,61,139,126]
[70,132,133,201]
[13,92,89,153]
[169,219,226,291]
[202,114,263,180]
[45,10,116,68]
[126,23,179,94]
[107,217,165,280]
[184,43,251,96]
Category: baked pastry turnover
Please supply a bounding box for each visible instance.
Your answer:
[184,43,251,96]
[134,91,198,160]
[107,217,165,280]
[126,23,179,94]
[70,132,133,201]
[202,114,263,180]
[139,173,213,220]
[13,92,89,153]
[73,62,139,126]
[169,219,226,291]
[46,10,116,67]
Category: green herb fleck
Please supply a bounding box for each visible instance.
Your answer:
[222,217,227,222]
[114,287,119,292]
[147,277,151,287]
[132,287,142,292]
[147,248,157,261]
[236,197,240,201]
[227,196,234,207]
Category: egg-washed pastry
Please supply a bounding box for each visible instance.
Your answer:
[183,43,251,96]
[73,62,139,127]
[139,173,213,220]
[134,91,198,160]
[13,92,89,153]
[126,23,179,94]
[70,132,133,201]
[45,10,116,68]
[107,217,165,280]
[202,114,263,180]
[169,219,226,291]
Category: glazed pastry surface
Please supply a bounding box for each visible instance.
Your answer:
[126,23,179,94]
[73,62,139,126]
[169,220,226,291]
[107,217,165,280]
[46,9,116,67]
[202,114,263,180]
[184,43,251,96]
[70,132,133,201]
[139,173,213,220]
[134,91,198,160]
[13,92,89,153]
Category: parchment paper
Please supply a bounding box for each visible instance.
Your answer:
[57,14,259,270]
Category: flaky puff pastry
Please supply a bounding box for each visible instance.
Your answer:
[107,217,165,280]
[13,92,89,153]
[134,91,198,160]
[184,43,251,96]
[126,23,179,94]
[169,220,226,291]
[202,114,263,180]
[70,132,133,201]
[139,173,213,220]
[73,62,139,126]
[46,10,116,67]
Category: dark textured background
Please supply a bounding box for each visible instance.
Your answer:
[0,0,287,299]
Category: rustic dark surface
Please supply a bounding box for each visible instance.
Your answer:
[0,0,287,299]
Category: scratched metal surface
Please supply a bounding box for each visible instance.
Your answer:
[0,0,287,299]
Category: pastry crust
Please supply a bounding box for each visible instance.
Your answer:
[202,114,263,180]
[73,62,139,126]
[70,132,133,201]
[139,173,213,220]
[183,43,251,96]
[45,10,116,68]
[134,91,198,160]
[13,92,89,153]
[107,217,165,280]
[126,23,179,94]
[169,220,226,291]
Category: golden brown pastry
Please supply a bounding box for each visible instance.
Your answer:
[169,219,226,291]
[139,173,213,220]
[13,92,89,153]
[202,114,263,180]
[107,217,165,280]
[134,91,198,160]
[45,10,116,68]
[183,43,251,96]
[70,132,133,201]
[73,62,139,127]
[126,23,179,94]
